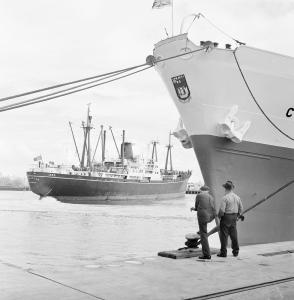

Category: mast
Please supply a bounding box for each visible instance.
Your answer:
[87,105,93,170]
[151,140,158,162]
[121,130,125,167]
[169,139,173,171]
[80,120,88,168]
[164,132,173,171]
[103,129,106,164]
[101,125,104,164]
[80,105,93,169]
[68,121,81,165]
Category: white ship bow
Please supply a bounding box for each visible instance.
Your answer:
[153,34,294,245]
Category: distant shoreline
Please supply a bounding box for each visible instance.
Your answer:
[0,186,30,191]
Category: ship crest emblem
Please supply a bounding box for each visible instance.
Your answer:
[171,74,191,103]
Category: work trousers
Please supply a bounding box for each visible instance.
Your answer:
[198,220,210,257]
[219,213,239,256]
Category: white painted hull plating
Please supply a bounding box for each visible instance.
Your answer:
[154,34,293,148]
[153,34,294,245]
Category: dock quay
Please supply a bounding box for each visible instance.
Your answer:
[1,241,293,299]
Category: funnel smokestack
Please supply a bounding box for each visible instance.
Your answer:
[121,142,133,160]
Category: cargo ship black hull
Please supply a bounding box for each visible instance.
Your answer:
[27,171,190,203]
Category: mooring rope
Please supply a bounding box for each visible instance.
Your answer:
[0,64,147,103]
[240,180,294,216]
[0,68,140,112]
[0,47,206,112]
[0,66,152,112]
[233,50,294,141]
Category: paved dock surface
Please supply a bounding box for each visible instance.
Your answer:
[1,241,294,299]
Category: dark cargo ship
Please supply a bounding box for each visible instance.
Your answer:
[27,107,191,203]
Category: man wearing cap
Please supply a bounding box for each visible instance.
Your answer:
[191,185,216,259]
[217,181,243,257]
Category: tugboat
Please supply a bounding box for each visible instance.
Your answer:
[27,107,191,203]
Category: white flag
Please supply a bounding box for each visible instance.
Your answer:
[152,0,171,9]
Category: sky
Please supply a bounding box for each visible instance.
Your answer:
[0,0,294,182]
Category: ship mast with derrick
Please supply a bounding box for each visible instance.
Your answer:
[164,132,173,173]
[69,106,131,171]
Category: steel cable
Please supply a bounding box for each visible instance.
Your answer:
[199,13,245,45]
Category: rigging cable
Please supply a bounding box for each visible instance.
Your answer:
[233,50,294,141]
[180,13,245,46]
[180,13,200,34]
[199,13,246,45]
[91,130,102,165]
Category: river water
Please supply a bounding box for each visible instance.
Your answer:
[0,191,220,269]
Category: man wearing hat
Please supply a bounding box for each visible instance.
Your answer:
[217,180,243,257]
[191,185,216,259]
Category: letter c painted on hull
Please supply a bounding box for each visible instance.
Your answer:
[286,107,294,117]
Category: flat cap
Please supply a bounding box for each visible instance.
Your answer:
[222,180,234,189]
[200,185,210,191]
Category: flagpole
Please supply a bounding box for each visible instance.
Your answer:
[171,0,174,36]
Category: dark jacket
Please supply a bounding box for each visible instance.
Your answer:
[195,191,216,223]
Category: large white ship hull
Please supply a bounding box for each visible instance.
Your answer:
[153,34,294,245]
